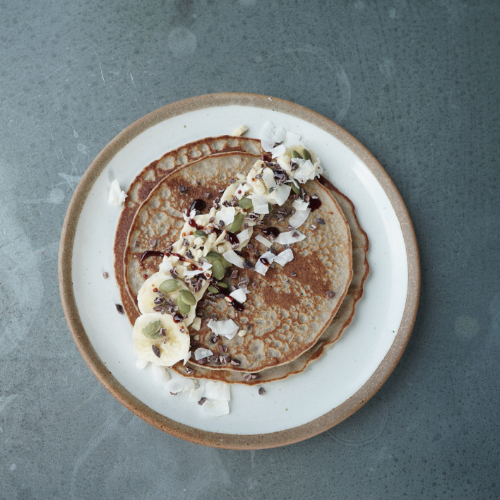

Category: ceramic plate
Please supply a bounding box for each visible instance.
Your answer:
[59,93,420,449]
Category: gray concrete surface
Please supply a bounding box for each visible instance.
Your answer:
[1,0,499,498]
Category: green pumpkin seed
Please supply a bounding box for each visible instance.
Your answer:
[177,296,191,316]
[206,251,222,261]
[228,213,244,233]
[268,203,273,213]
[217,281,228,289]
[302,149,312,161]
[142,320,162,339]
[208,285,219,294]
[159,279,180,294]
[179,289,196,305]
[238,197,253,210]
[291,149,303,159]
[194,230,207,238]
[212,259,225,280]
[220,256,232,268]
[291,182,300,194]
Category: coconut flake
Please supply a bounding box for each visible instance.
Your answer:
[260,121,275,152]
[274,126,287,144]
[223,249,245,268]
[183,260,212,278]
[158,258,173,274]
[250,193,270,214]
[313,159,324,176]
[262,168,276,189]
[151,365,171,384]
[195,348,213,360]
[183,350,192,366]
[232,124,248,137]
[165,378,195,394]
[274,248,294,266]
[215,206,235,226]
[254,251,277,276]
[236,228,251,246]
[205,381,231,401]
[190,384,204,400]
[207,319,239,339]
[268,184,291,206]
[135,357,149,369]
[108,179,127,206]
[271,144,286,158]
[275,230,306,244]
[294,159,316,184]
[229,288,247,303]
[255,234,272,247]
[292,198,310,211]
[202,400,230,416]
[234,183,250,200]
[289,208,311,228]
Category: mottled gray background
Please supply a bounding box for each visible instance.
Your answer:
[1,0,499,498]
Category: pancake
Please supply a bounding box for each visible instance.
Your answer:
[170,177,369,383]
[114,136,263,324]
[122,152,353,373]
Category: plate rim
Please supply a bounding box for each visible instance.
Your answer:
[58,92,420,450]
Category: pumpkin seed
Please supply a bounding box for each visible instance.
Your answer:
[142,320,162,339]
[220,256,232,268]
[217,281,228,289]
[212,259,226,280]
[159,279,180,293]
[208,285,219,294]
[302,149,311,161]
[268,203,273,213]
[291,149,303,159]
[194,230,207,238]
[177,296,191,316]
[238,197,253,209]
[291,182,300,194]
[228,213,244,233]
[179,289,196,305]
[206,251,222,261]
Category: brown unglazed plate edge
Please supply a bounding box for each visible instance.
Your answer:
[58,92,420,450]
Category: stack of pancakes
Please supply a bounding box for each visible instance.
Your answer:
[114,136,369,385]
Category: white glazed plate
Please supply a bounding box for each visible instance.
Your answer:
[59,93,419,449]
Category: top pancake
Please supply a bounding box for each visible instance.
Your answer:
[122,152,353,373]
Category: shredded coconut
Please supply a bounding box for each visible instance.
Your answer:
[255,234,272,247]
[108,179,127,206]
[205,381,231,401]
[207,319,239,339]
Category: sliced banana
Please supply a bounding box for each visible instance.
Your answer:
[133,312,190,366]
[137,271,210,326]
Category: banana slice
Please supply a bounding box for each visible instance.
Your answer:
[133,312,190,366]
[137,271,209,326]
